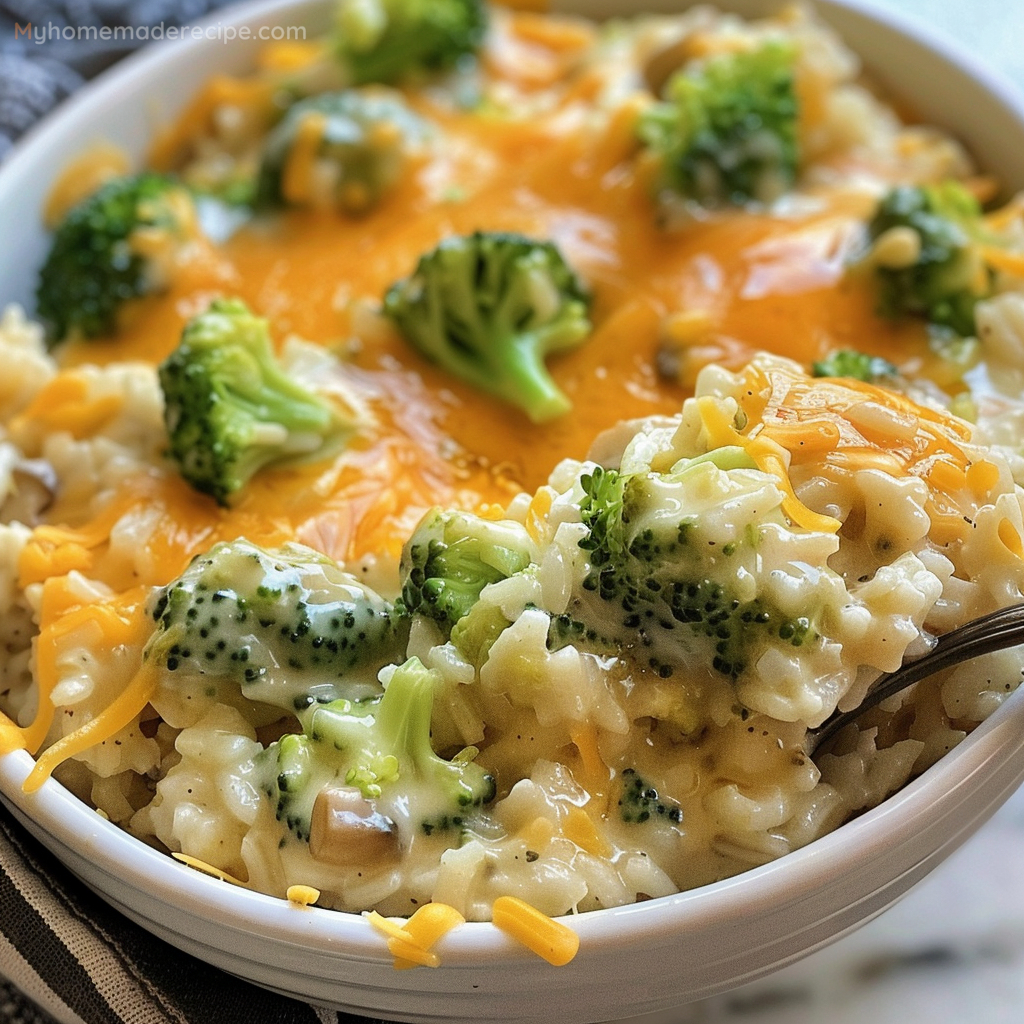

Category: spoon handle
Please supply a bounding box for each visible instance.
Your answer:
[807,602,1024,754]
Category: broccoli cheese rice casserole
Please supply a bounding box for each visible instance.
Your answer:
[4,0,1024,949]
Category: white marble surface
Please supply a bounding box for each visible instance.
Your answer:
[624,784,1024,1023]
[625,1,1024,1021]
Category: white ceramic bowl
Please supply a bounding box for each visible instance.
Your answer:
[3,3,1024,1022]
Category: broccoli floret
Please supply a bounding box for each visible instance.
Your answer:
[384,231,593,423]
[255,89,427,215]
[400,507,533,633]
[637,41,799,207]
[145,537,407,711]
[572,453,820,680]
[812,349,897,382]
[865,182,990,338]
[335,0,487,85]
[36,172,197,344]
[617,768,682,825]
[262,656,495,842]
[158,297,353,505]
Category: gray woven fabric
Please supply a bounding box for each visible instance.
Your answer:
[0,1,238,157]
[0,799,364,1024]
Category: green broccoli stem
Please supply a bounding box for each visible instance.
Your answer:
[304,656,495,814]
[369,658,435,765]
[275,733,314,834]
[495,332,574,422]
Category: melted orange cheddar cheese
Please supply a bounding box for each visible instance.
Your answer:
[42,14,936,589]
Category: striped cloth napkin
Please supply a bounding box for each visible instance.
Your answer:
[0,2,386,1021]
[0,803,381,1024]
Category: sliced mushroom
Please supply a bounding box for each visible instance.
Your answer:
[308,785,400,867]
[654,339,685,384]
[643,28,710,97]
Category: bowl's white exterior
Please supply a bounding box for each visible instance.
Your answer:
[2,2,1024,1022]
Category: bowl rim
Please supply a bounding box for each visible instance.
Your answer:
[1,0,1024,986]
[5,678,1024,967]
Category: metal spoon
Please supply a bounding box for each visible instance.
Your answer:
[806,602,1024,755]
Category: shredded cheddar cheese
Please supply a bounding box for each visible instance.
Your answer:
[281,112,329,207]
[519,815,557,851]
[18,541,94,587]
[23,656,157,793]
[998,517,1024,559]
[13,372,124,439]
[0,710,26,755]
[589,93,649,172]
[388,938,441,970]
[569,725,611,812]
[370,900,577,971]
[979,244,1024,282]
[364,910,410,944]
[562,806,611,858]
[255,39,327,73]
[286,885,321,906]
[399,902,466,948]
[21,585,147,754]
[18,495,139,588]
[695,393,842,534]
[927,457,968,495]
[365,904,466,970]
[492,896,580,966]
[748,435,843,534]
[966,458,1001,496]
[148,75,276,170]
[525,487,553,541]
[695,359,994,544]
